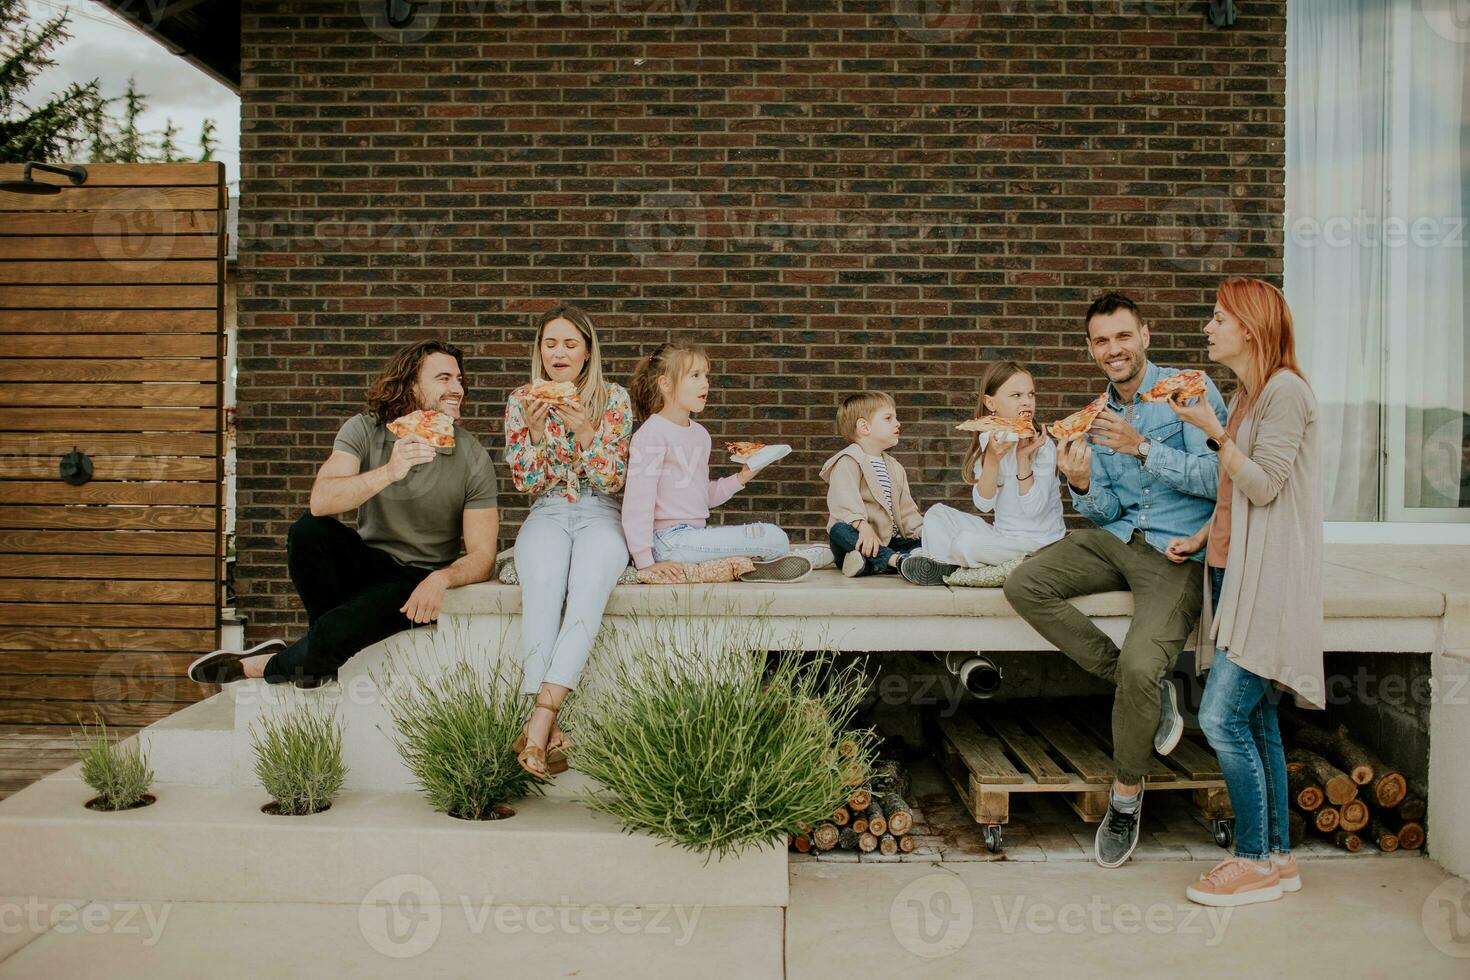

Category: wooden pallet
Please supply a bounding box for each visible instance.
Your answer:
[935,702,1232,829]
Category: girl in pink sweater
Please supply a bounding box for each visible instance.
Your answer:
[621,341,812,584]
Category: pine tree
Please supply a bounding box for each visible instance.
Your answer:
[0,0,104,162]
[198,119,216,162]
[157,117,181,162]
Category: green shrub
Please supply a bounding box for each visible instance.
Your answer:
[74,718,154,811]
[573,616,877,860]
[249,703,347,815]
[379,655,540,820]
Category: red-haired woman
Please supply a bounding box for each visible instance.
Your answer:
[1164,278,1324,907]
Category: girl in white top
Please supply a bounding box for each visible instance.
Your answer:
[921,361,1066,567]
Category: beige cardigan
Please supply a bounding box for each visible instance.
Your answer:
[1195,370,1325,709]
[820,444,924,543]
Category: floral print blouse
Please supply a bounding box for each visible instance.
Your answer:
[504,382,632,502]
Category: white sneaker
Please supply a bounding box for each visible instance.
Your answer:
[791,543,835,570]
[731,443,791,473]
[841,551,866,577]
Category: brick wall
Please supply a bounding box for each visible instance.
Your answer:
[237,0,1286,638]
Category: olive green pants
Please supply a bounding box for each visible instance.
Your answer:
[1004,529,1204,785]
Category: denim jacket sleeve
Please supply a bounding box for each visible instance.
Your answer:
[1069,449,1122,525]
[1138,377,1228,501]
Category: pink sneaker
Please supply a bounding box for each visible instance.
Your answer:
[1274,854,1301,893]
[1186,857,1283,907]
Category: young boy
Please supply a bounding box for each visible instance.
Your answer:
[820,392,924,577]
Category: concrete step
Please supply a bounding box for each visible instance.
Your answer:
[0,774,788,910]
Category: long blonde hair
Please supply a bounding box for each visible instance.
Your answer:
[961,360,1032,485]
[530,304,610,413]
[628,340,709,420]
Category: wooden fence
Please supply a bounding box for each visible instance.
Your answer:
[0,162,226,794]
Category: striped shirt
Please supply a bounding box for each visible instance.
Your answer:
[869,455,897,535]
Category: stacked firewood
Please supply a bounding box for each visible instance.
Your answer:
[1285,718,1423,854]
[789,758,920,856]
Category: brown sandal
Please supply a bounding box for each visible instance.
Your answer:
[516,697,568,779]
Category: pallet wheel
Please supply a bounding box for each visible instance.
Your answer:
[983,824,1004,853]
[1211,819,1234,849]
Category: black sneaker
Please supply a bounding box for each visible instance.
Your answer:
[739,554,813,583]
[187,639,283,685]
[1154,676,1184,756]
[1095,787,1143,868]
[899,554,958,587]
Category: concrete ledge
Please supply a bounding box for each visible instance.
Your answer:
[0,776,788,909]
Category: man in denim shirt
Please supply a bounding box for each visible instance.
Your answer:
[1005,293,1227,869]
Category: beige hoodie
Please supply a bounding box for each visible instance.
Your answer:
[820,444,924,542]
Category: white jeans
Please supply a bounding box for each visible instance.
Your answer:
[919,503,1053,567]
[650,522,789,563]
[514,490,629,695]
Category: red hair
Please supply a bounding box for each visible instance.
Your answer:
[1215,278,1306,414]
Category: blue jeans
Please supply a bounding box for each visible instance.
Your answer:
[828,522,920,576]
[650,522,789,563]
[515,490,630,695]
[1198,566,1290,860]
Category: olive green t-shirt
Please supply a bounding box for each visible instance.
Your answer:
[332,413,499,569]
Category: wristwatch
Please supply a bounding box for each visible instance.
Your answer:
[1137,437,1151,461]
[1206,431,1229,452]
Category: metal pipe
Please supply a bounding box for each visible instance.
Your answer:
[939,652,1003,699]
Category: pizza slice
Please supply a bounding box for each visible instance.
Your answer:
[725,441,769,459]
[1139,369,1208,404]
[524,379,578,406]
[1049,394,1109,441]
[387,408,455,448]
[955,415,1037,441]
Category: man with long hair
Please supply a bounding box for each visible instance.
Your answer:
[189,340,500,687]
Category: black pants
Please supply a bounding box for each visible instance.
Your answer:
[262,513,433,684]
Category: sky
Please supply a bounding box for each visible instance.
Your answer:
[20,0,241,187]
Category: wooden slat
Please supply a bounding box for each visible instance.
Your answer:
[0,261,219,285]
[0,359,216,382]
[1028,710,1117,785]
[0,408,217,433]
[0,603,215,628]
[0,700,188,726]
[0,506,216,532]
[0,530,215,556]
[0,163,224,186]
[0,482,216,505]
[0,457,217,480]
[937,715,1024,784]
[0,186,221,211]
[0,433,217,456]
[0,334,216,357]
[0,211,218,238]
[0,651,198,675]
[1164,736,1225,780]
[0,309,215,333]
[0,675,204,703]
[987,712,1070,785]
[0,383,217,408]
[0,285,217,309]
[0,579,213,604]
[0,382,214,408]
[0,237,219,261]
[0,626,215,652]
[0,555,215,580]
[1071,702,1176,783]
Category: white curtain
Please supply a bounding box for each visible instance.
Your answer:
[1285,0,1390,521]
[1402,2,1467,510]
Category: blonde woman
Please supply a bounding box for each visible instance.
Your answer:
[504,305,633,779]
[1165,278,1324,906]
